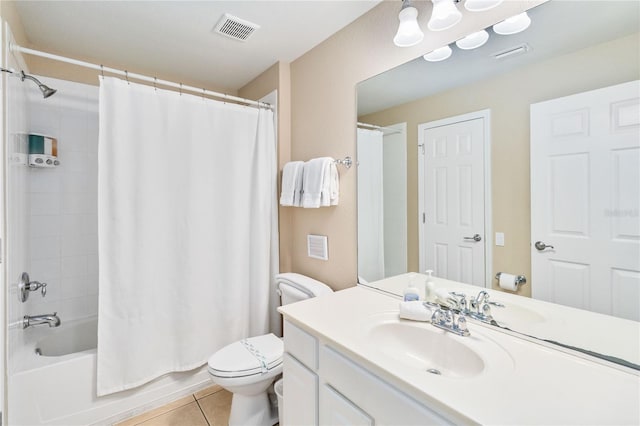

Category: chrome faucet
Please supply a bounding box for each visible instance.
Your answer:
[443,290,505,325]
[23,312,61,329]
[430,305,470,337]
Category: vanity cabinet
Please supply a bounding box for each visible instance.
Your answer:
[283,320,453,426]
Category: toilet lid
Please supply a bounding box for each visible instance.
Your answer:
[208,333,283,378]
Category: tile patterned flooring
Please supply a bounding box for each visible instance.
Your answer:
[115,385,232,426]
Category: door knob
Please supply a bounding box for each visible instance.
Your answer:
[534,241,555,251]
[464,234,482,242]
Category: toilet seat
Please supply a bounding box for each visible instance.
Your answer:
[208,333,283,378]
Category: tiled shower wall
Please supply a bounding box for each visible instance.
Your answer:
[24,77,99,322]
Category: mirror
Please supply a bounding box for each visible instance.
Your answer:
[356,1,639,322]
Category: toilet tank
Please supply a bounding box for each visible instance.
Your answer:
[276,273,333,306]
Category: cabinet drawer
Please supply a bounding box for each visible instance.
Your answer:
[320,384,373,426]
[283,352,318,426]
[284,320,318,370]
[320,345,452,425]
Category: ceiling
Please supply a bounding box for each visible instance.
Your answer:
[358,0,640,115]
[13,1,381,92]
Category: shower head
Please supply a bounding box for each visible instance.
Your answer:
[20,71,57,98]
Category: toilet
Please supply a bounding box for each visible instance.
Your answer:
[207,273,333,426]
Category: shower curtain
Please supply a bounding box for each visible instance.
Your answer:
[97,77,277,396]
[357,128,385,282]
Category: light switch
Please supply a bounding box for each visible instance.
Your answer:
[495,232,505,247]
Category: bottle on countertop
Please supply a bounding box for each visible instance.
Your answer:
[424,270,436,302]
[403,276,420,302]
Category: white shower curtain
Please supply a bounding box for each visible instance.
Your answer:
[97,77,277,395]
[357,128,385,282]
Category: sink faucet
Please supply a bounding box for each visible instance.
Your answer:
[468,290,499,323]
[23,312,61,329]
[430,306,470,337]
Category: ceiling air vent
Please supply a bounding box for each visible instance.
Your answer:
[214,13,260,42]
[492,43,531,60]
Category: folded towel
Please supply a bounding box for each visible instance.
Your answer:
[320,160,332,207]
[302,157,333,208]
[280,161,304,206]
[329,161,339,206]
[399,301,436,322]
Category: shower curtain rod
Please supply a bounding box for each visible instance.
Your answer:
[357,122,402,134]
[10,43,272,110]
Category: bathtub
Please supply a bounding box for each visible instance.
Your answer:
[9,316,211,425]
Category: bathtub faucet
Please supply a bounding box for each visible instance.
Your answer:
[23,312,61,329]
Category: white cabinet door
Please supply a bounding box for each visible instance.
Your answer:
[531,80,640,320]
[320,384,373,426]
[283,353,318,426]
[419,115,487,286]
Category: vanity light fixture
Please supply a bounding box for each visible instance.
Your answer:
[423,45,453,62]
[428,0,462,32]
[393,0,424,47]
[456,29,489,50]
[493,12,531,35]
[464,0,504,12]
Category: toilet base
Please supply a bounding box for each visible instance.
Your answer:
[229,391,277,426]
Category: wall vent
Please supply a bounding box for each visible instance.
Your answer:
[214,13,260,42]
[307,235,328,261]
[492,43,531,60]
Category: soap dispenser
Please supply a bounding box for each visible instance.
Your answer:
[424,270,436,302]
[403,276,420,301]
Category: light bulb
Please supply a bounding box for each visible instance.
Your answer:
[464,0,504,12]
[493,12,531,35]
[423,45,453,62]
[455,30,489,50]
[393,6,424,47]
[428,0,462,32]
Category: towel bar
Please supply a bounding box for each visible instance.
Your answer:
[334,156,352,169]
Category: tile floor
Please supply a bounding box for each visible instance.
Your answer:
[115,385,232,426]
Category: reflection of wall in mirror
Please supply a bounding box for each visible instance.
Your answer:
[358,33,640,297]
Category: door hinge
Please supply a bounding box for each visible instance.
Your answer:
[422,212,426,223]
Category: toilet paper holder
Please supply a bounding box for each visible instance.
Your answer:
[495,272,527,288]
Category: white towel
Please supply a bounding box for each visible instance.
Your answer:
[399,301,436,322]
[279,161,304,206]
[302,157,333,208]
[329,161,339,206]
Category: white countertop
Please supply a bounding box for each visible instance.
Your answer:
[361,273,640,369]
[279,285,640,425]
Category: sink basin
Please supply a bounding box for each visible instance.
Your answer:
[491,301,546,328]
[362,312,514,379]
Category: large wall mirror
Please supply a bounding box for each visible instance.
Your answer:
[356,0,639,323]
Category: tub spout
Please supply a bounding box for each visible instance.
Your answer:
[23,312,61,329]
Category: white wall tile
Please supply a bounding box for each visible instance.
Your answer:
[29,215,61,238]
[62,171,89,193]
[61,255,88,278]
[30,236,60,260]
[30,169,61,193]
[61,233,89,257]
[30,193,60,216]
[30,258,61,281]
[26,78,99,323]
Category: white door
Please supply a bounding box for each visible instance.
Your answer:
[357,128,385,282]
[531,80,640,321]
[419,112,488,286]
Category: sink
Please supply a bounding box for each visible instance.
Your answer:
[362,312,514,379]
[491,301,546,328]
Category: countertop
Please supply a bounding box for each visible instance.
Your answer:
[361,273,640,369]
[279,285,640,425]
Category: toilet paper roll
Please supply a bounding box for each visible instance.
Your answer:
[499,273,518,291]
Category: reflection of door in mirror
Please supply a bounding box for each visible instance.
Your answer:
[418,111,489,287]
[357,123,407,283]
[531,80,640,321]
